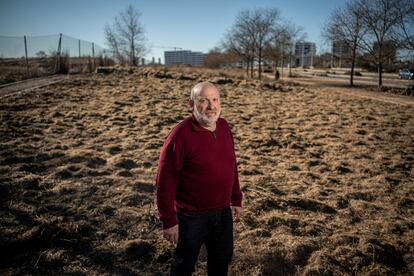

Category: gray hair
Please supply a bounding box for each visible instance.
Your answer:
[190,81,216,100]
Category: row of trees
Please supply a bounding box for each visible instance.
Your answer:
[324,0,414,88]
[104,5,306,79]
[104,2,413,89]
[220,8,306,80]
[214,0,414,88]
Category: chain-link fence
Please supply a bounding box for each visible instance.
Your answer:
[0,33,113,84]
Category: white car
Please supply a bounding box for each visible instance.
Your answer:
[399,69,414,79]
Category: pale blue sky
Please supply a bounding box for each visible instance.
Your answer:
[0,0,343,61]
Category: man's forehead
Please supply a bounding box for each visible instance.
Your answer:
[198,85,220,97]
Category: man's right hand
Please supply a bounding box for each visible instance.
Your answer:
[163,224,179,244]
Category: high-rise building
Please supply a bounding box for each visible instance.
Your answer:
[164,50,205,66]
[295,41,316,68]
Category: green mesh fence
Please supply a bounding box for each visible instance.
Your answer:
[0,34,111,84]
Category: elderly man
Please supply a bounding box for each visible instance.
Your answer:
[156,81,243,276]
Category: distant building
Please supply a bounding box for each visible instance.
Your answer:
[295,41,316,68]
[190,52,204,66]
[331,40,352,68]
[164,50,205,66]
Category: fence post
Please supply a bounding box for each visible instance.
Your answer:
[55,33,62,74]
[24,35,29,74]
[78,39,81,58]
[92,42,95,71]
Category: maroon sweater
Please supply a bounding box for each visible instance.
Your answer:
[156,115,243,229]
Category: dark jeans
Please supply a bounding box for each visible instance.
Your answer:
[171,207,233,276]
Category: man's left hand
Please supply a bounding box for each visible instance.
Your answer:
[231,206,242,222]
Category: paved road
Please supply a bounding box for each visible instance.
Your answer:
[289,76,414,107]
[291,69,414,89]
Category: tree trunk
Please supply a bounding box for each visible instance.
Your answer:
[378,61,383,91]
[350,43,357,87]
[350,60,355,87]
[250,58,254,78]
[130,39,135,66]
[258,49,262,80]
[281,51,284,79]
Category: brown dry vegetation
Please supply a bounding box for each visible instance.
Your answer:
[0,56,112,85]
[0,67,413,275]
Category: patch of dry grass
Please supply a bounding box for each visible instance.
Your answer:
[0,66,413,275]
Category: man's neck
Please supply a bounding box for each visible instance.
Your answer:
[201,122,216,132]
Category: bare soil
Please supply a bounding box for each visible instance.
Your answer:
[1,67,413,275]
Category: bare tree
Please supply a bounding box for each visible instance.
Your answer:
[105,26,124,64]
[105,5,147,65]
[263,27,291,79]
[357,0,402,89]
[252,8,281,79]
[278,30,293,79]
[395,0,414,51]
[281,22,306,77]
[324,0,365,86]
[222,10,256,78]
[223,8,281,79]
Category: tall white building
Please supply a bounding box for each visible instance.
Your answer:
[164,50,204,66]
[295,41,316,68]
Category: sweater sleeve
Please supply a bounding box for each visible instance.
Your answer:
[156,133,185,229]
[227,122,242,207]
[231,162,243,207]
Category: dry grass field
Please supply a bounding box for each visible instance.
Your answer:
[0,67,413,275]
[0,56,110,85]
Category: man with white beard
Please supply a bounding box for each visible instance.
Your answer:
[156,81,243,276]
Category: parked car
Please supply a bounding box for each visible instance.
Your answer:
[399,69,414,79]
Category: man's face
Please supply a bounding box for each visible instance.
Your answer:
[191,85,221,126]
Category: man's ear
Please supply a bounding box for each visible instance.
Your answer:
[189,100,194,110]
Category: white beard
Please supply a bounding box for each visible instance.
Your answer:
[193,107,220,126]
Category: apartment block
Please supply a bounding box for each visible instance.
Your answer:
[295,41,316,68]
[164,50,204,66]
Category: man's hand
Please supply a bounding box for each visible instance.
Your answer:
[163,224,179,244]
[231,206,243,222]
